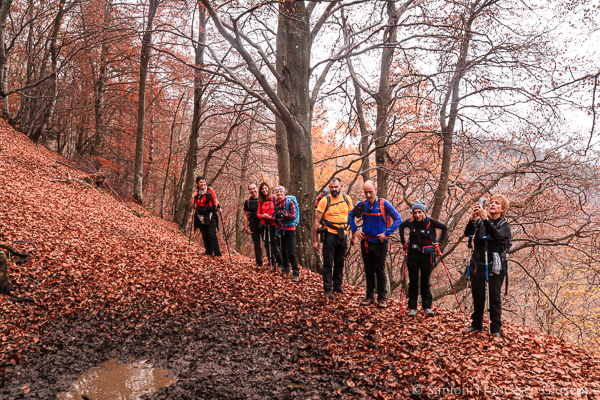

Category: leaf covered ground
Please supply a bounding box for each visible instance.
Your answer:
[1,120,600,399]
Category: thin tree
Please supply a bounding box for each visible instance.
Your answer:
[132,0,159,204]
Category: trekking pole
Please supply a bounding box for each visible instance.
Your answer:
[344,242,353,259]
[187,213,194,252]
[435,244,463,313]
[218,212,234,264]
[484,236,491,337]
[267,225,274,268]
[463,237,473,327]
[278,221,284,273]
[400,249,407,317]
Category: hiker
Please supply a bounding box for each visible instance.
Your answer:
[398,201,448,317]
[191,176,222,256]
[313,178,353,299]
[273,186,300,281]
[243,183,263,266]
[257,182,281,269]
[464,195,511,337]
[349,180,402,308]
[314,187,331,208]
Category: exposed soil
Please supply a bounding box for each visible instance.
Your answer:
[3,301,346,400]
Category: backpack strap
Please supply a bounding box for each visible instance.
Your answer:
[379,198,393,229]
[324,194,350,214]
[362,198,392,231]
[426,217,437,242]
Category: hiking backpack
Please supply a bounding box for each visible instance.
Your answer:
[358,197,393,228]
[275,195,300,228]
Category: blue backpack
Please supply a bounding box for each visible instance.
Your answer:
[275,195,300,229]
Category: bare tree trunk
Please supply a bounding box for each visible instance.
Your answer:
[144,113,155,199]
[235,127,253,252]
[348,68,370,183]
[0,0,12,119]
[132,0,158,204]
[275,12,290,187]
[161,93,187,219]
[29,0,74,144]
[278,1,317,271]
[373,1,401,199]
[90,0,111,164]
[430,4,476,220]
[200,0,337,271]
[173,7,206,231]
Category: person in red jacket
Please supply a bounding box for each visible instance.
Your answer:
[191,176,222,256]
[257,182,280,269]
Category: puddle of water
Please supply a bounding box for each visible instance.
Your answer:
[56,359,177,400]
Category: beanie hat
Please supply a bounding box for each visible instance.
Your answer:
[412,201,426,214]
[274,186,286,194]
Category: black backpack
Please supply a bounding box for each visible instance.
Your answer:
[245,197,260,223]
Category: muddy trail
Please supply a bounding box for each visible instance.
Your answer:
[2,120,600,400]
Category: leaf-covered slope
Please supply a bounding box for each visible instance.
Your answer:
[1,120,600,399]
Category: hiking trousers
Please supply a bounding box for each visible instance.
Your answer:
[322,232,347,292]
[361,240,388,300]
[280,230,299,277]
[471,270,503,333]
[407,252,433,310]
[249,222,263,266]
[261,225,281,267]
[198,217,222,256]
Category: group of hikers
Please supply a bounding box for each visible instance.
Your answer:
[191,176,511,338]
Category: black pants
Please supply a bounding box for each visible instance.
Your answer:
[407,252,433,309]
[322,232,346,292]
[249,222,263,266]
[279,229,299,276]
[261,225,281,267]
[361,240,388,300]
[471,267,503,333]
[197,216,222,256]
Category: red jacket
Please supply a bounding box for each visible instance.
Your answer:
[195,188,217,209]
[257,195,276,226]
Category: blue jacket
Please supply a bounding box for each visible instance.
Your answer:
[349,198,402,242]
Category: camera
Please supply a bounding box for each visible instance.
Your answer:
[317,227,327,243]
[275,211,286,221]
[353,202,365,219]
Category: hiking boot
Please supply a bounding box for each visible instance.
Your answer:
[360,297,375,306]
[424,309,434,317]
[492,332,502,338]
[333,287,344,294]
[408,309,417,317]
[324,291,334,299]
[465,327,482,333]
[292,276,299,282]
[377,299,388,309]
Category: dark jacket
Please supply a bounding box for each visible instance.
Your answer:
[464,217,511,274]
[398,217,447,253]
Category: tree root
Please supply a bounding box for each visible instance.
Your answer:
[0,244,30,265]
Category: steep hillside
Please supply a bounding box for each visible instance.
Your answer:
[1,120,600,399]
